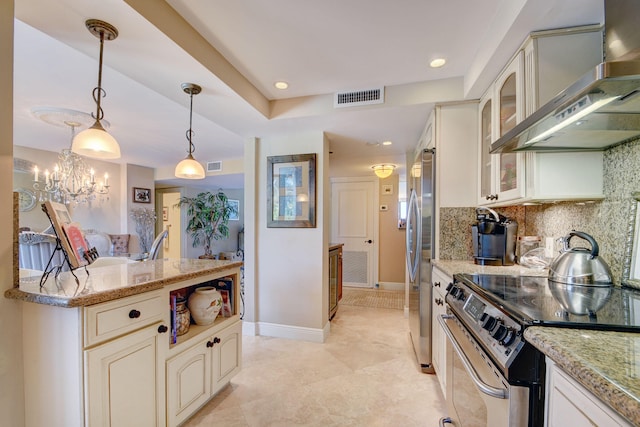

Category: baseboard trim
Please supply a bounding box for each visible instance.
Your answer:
[242,321,257,336]
[256,321,327,343]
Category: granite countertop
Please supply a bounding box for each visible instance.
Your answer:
[525,327,640,425]
[432,259,548,278]
[5,258,243,308]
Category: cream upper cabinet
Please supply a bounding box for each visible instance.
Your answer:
[478,52,525,205]
[479,26,605,206]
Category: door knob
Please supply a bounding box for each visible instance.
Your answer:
[365,239,373,244]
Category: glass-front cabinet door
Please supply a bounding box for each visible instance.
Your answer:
[478,90,496,203]
[493,51,525,203]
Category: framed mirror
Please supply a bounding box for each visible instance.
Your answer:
[622,191,640,289]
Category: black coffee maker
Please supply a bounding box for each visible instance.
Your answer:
[472,207,518,266]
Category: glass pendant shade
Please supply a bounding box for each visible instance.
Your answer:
[372,164,396,178]
[72,121,121,159]
[175,154,205,179]
[175,82,205,179]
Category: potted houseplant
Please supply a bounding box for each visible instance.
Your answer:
[176,190,236,258]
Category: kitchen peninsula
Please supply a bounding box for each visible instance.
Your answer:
[5,258,243,427]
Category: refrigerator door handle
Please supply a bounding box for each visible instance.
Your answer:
[406,188,420,282]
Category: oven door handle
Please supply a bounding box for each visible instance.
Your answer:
[438,314,509,399]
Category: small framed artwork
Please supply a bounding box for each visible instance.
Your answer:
[228,199,240,221]
[267,153,316,228]
[162,206,168,221]
[382,184,393,195]
[133,187,151,203]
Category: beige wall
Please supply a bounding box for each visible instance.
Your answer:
[378,174,405,284]
[254,132,329,335]
[1,3,25,424]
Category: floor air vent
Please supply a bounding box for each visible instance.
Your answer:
[207,161,222,172]
[334,87,384,108]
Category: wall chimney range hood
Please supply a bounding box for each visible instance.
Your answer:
[491,61,640,153]
[491,0,640,154]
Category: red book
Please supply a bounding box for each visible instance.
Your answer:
[62,223,89,267]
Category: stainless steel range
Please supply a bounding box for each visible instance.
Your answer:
[439,273,640,427]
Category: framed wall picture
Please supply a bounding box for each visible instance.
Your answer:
[133,187,151,203]
[228,199,240,221]
[267,153,316,228]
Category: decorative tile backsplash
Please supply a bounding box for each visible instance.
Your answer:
[439,137,640,285]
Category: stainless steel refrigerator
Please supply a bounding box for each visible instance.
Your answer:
[406,148,435,373]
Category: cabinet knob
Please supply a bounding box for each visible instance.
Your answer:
[434,282,441,287]
[435,298,444,306]
[128,309,141,319]
[206,337,221,348]
[157,325,168,333]
[485,194,499,201]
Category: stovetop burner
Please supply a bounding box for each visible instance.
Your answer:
[457,273,640,332]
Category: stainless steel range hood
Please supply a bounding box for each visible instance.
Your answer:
[491,61,640,153]
[491,0,640,154]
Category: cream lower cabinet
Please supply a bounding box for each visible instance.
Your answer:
[545,358,632,426]
[22,290,168,427]
[85,322,166,427]
[431,266,452,396]
[166,320,242,426]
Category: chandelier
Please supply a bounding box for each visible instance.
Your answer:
[31,108,110,205]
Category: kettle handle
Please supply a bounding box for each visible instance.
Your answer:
[565,231,599,258]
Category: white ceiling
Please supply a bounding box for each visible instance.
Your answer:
[12,0,604,189]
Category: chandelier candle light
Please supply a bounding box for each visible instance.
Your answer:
[32,114,110,205]
[71,19,121,159]
[174,83,206,179]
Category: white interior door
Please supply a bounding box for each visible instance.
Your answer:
[331,178,377,288]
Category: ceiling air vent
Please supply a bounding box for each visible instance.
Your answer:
[206,161,222,172]
[334,87,384,108]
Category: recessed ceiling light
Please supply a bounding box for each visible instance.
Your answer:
[382,140,393,146]
[274,81,289,90]
[430,58,446,68]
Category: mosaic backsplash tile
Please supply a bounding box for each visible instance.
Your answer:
[439,136,640,284]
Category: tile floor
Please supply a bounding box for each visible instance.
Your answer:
[183,304,447,426]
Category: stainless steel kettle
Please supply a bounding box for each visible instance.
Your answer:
[548,231,613,286]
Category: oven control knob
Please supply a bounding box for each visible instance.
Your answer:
[449,286,459,298]
[501,328,517,346]
[456,289,466,300]
[480,313,497,331]
[492,323,508,342]
[446,282,453,292]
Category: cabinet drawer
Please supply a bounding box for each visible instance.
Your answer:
[85,290,165,347]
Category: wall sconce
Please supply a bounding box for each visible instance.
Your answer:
[72,19,121,159]
[371,164,396,179]
[174,83,206,179]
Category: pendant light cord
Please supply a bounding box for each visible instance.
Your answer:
[186,89,196,156]
[92,30,106,122]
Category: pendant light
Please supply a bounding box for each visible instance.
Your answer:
[175,83,206,179]
[72,19,121,159]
